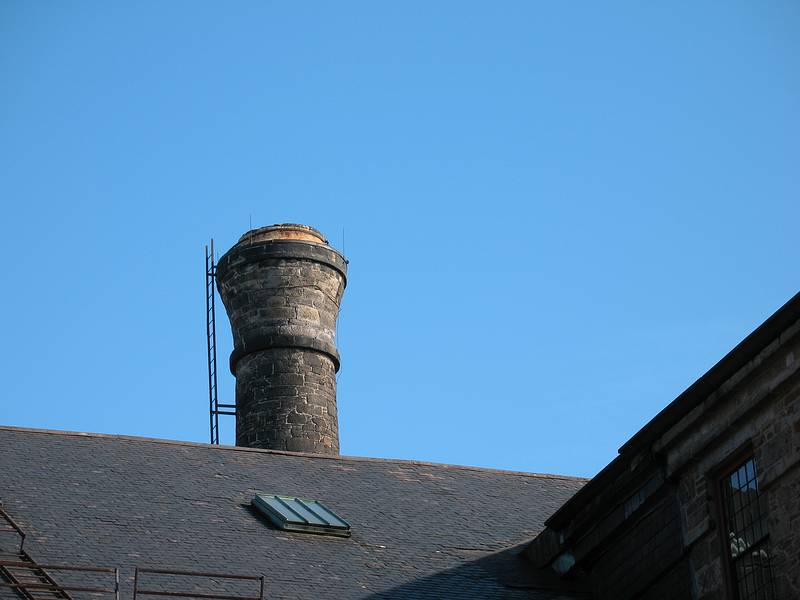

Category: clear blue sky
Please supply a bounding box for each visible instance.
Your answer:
[1,2,798,478]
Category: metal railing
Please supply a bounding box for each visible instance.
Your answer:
[0,504,262,600]
[133,567,264,600]
[0,562,118,600]
[0,562,266,600]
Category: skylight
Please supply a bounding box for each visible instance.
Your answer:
[252,494,351,538]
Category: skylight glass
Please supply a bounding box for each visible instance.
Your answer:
[252,494,351,537]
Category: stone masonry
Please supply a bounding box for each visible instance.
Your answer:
[666,321,800,599]
[215,224,347,455]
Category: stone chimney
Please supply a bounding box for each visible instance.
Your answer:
[215,224,347,454]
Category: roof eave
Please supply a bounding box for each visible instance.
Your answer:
[619,289,800,456]
[546,289,800,531]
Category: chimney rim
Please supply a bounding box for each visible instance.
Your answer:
[237,223,328,246]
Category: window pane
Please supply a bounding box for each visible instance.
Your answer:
[719,457,775,600]
[745,460,756,484]
[252,493,351,537]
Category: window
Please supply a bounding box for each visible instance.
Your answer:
[622,473,663,520]
[252,493,351,537]
[623,487,646,519]
[718,457,775,600]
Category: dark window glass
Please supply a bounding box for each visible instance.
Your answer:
[622,474,663,520]
[719,457,775,600]
[623,488,645,519]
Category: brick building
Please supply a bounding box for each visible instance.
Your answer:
[1,224,798,599]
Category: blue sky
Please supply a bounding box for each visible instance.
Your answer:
[1,2,798,477]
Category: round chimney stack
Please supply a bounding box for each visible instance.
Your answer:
[215,224,347,454]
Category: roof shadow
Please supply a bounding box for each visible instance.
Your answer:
[363,544,591,600]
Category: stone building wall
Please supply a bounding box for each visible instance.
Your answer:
[664,323,800,599]
[524,308,800,600]
[591,489,691,599]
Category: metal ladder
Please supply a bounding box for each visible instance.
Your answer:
[0,505,71,600]
[0,503,259,600]
[206,239,235,445]
[0,559,73,600]
[0,504,118,600]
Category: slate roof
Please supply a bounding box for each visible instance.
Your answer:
[0,426,587,600]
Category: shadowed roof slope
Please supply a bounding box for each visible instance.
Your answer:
[0,427,586,600]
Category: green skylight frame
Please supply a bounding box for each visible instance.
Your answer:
[252,493,351,538]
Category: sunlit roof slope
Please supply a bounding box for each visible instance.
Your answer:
[0,427,587,600]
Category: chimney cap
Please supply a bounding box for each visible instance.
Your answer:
[237,223,328,245]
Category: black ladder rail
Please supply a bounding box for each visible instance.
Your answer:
[206,240,221,445]
[0,504,26,553]
[206,239,235,445]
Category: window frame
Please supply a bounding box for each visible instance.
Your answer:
[251,493,352,538]
[710,445,775,600]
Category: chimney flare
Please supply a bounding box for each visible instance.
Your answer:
[215,224,347,454]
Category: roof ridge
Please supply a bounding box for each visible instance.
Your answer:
[0,425,588,482]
